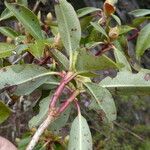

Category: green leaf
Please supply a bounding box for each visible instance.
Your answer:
[111,14,121,25]
[29,95,51,128]
[50,49,69,70]
[15,35,26,44]
[0,64,57,95]
[49,106,71,132]
[0,0,28,22]
[84,82,116,123]
[75,48,118,73]
[68,113,92,150]
[17,0,28,6]
[0,42,16,58]
[132,17,150,27]
[29,94,71,132]
[0,27,19,39]
[100,70,150,95]
[41,77,59,90]
[136,23,150,58]
[80,16,92,30]
[17,137,31,150]
[55,0,81,57]
[15,75,57,96]
[77,7,101,18]
[0,101,11,124]
[129,9,150,17]
[118,25,135,35]
[5,2,43,40]
[50,26,59,36]
[113,41,132,71]
[29,40,46,59]
[0,8,13,21]
[85,41,103,49]
[90,22,108,38]
[14,44,28,55]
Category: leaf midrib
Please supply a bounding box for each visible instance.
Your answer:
[0,71,57,88]
[78,114,82,150]
[101,84,150,88]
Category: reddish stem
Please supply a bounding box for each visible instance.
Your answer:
[58,90,79,113]
[127,29,139,41]
[49,72,76,108]
[74,100,81,114]
[38,56,51,66]
[95,44,113,56]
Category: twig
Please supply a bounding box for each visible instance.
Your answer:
[38,56,51,66]
[95,44,113,56]
[114,121,144,141]
[12,52,28,65]
[74,100,81,114]
[127,29,139,41]
[49,72,76,108]
[32,0,40,12]
[26,110,56,150]
[26,71,77,150]
[58,90,80,113]
[26,90,79,150]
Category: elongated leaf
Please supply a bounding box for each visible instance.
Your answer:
[80,16,92,30]
[29,95,52,128]
[0,8,13,21]
[118,25,134,35]
[84,82,116,123]
[90,22,108,38]
[111,14,121,25]
[75,48,118,73]
[0,64,56,95]
[0,42,16,58]
[0,27,19,39]
[17,0,28,6]
[15,75,57,96]
[29,94,71,132]
[77,7,101,18]
[0,0,28,22]
[0,101,11,124]
[29,40,46,59]
[5,2,43,40]
[85,41,103,49]
[113,41,132,71]
[55,0,81,56]
[129,9,150,17]
[50,49,69,70]
[132,17,150,27]
[100,70,150,95]
[41,77,59,90]
[68,113,92,150]
[14,44,28,55]
[136,23,150,58]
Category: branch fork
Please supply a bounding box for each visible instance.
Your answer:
[26,71,79,150]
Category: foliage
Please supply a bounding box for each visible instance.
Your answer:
[0,0,149,149]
